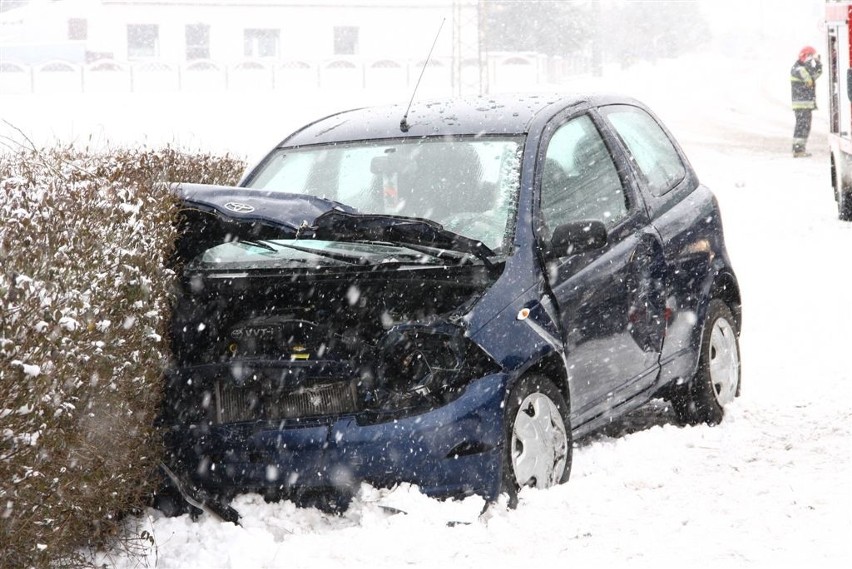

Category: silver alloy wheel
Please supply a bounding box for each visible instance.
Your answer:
[708,316,739,406]
[511,392,569,489]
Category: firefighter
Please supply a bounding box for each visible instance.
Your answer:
[790,45,823,157]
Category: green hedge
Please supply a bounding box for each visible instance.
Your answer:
[0,145,246,568]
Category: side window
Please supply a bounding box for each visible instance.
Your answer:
[603,105,686,197]
[540,114,628,234]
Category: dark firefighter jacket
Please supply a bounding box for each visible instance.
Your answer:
[791,59,823,110]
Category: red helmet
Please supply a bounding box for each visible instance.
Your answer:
[798,46,817,62]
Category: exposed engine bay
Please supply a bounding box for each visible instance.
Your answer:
[163,204,503,431]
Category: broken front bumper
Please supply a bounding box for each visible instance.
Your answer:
[165,371,510,501]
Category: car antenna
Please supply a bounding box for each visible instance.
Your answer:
[400,17,445,133]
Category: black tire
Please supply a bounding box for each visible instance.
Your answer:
[835,160,852,221]
[500,374,572,506]
[672,299,741,426]
[840,186,852,221]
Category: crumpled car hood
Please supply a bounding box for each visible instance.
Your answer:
[173,183,495,262]
[174,183,357,231]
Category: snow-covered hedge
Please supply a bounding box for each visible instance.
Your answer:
[0,145,245,567]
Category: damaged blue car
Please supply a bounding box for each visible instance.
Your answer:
[160,93,741,514]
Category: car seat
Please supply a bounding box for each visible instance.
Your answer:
[397,142,484,222]
[567,133,623,224]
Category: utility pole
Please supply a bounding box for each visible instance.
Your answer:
[452,0,487,96]
[591,0,603,77]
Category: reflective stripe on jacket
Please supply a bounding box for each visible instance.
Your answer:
[791,59,822,110]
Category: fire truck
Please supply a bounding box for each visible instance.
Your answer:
[826,1,852,220]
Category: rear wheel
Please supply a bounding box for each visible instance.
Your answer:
[835,158,852,221]
[672,299,741,426]
[501,374,572,505]
[839,185,852,221]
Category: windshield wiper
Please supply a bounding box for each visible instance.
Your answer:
[269,239,457,267]
[232,239,457,268]
[262,241,363,265]
[311,210,496,268]
[235,239,278,252]
[362,240,484,266]
[238,238,373,265]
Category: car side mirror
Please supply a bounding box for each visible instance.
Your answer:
[547,220,607,258]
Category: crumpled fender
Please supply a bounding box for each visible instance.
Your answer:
[463,251,563,376]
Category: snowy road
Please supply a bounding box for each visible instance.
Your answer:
[111,63,851,568]
[103,140,850,569]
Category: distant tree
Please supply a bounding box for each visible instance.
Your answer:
[602,0,711,66]
[480,0,709,68]
[481,0,596,56]
[0,0,28,14]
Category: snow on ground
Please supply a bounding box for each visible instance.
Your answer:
[3,48,851,568]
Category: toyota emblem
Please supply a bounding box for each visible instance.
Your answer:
[224,201,255,213]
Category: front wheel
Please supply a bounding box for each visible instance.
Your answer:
[501,374,572,505]
[672,299,741,426]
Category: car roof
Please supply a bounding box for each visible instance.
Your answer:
[278,92,638,147]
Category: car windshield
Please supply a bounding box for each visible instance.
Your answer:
[243,136,524,252]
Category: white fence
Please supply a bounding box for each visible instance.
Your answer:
[0,53,592,96]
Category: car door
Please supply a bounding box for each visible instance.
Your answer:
[536,112,667,424]
[597,103,717,389]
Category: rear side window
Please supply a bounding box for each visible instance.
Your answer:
[603,105,686,197]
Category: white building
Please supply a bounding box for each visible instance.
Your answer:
[0,0,482,62]
[0,0,582,95]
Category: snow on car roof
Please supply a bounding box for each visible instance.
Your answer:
[277,93,633,146]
